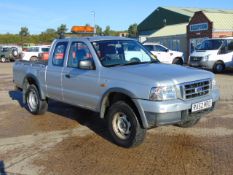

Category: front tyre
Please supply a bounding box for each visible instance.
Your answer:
[107,101,146,148]
[25,84,48,115]
[30,56,38,61]
[173,58,183,65]
[213,62,225,73]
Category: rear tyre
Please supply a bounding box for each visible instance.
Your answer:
[130,57,141,63]
[175,118,200,128]
[12,49,18,57]
[1,57,6,63]
[30,56,38,61]
[213,62,225,73]
[106,101,146,148]
[25,84,48,115]
[173,58,183,65]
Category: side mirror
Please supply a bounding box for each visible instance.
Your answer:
[218,47,227,55]
[78,59,95,70]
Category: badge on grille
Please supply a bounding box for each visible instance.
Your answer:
[195,87,203,93]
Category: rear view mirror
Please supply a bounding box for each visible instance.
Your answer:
[78,59,95,70]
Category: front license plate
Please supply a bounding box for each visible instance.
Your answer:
[191,99,213,112]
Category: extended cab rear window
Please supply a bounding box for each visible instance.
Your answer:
[52,42,68,67]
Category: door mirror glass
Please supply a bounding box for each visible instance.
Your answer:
[219,46,227,54]
[78,59,95,70]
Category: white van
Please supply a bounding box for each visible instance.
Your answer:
[189,38,233,73]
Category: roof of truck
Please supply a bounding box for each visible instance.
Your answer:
[64,36,135,42]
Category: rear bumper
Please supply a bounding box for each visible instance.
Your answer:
[134,89,219,128]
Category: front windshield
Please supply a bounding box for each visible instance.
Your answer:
[92,40,158,67]
[196,39,223,51]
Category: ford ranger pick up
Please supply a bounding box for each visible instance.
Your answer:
[13,36,220,148]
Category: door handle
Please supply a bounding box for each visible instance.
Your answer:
[65,74,71,78]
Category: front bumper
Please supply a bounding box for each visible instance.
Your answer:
[189,60,215,69]
[134,89,219,128]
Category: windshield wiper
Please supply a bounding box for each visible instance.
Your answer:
[104,60,159,67]
[122,60,159,66]
[104,63,123,67]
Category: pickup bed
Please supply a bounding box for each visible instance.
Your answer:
[13,36,220,148]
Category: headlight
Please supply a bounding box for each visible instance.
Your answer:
[203,55,210,61]
[149,86,177,101]
[212,78,217,89]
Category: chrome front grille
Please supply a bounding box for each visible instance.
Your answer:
[182,79,211,100]
[190,56,202,62]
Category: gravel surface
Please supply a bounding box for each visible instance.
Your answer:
[0,63,232,175]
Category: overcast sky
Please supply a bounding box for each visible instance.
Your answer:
[0,0,232,34]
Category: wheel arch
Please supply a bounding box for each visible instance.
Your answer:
[172,57,183,64]
[30,56,38,59]
[214,60,225,67]
[99,88,149,128]
[22,74,46,103]
[213,60,225,73]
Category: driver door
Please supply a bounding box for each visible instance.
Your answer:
[62,41,100,110]
[154,45,170,63]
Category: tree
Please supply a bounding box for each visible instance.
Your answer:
[128,23,138,37]
[43,28,56,35]
[19,27,30,37]
[19,27,30,44]
[57,24,68,38]
[95,25,102,35]
[104,25,111,36]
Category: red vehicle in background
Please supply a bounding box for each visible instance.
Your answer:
[38,52,49,61]
[38,46,50,61]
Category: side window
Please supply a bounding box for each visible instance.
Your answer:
[144,45,154,51]
[155,45,167,52]
[67,42,93,68]
[35,47,39,52]
[52,42,68,67]
[227,40,233,52]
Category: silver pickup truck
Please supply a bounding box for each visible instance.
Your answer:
[13,36,220,148]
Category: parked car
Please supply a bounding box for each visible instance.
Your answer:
[143,43,184,65]
[21,45,50,61]
[1,45,22,53]
[13,36,219,148]
[0,46,19,62]
[22,43,35,51]
[189,38,233,73]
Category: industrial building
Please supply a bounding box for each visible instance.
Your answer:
[138,7,233,62]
